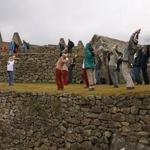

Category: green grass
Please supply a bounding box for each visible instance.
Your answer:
[0,83,150,96]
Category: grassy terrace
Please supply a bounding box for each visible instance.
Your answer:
[0,83,150,96]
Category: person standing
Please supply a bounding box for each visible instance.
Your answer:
[95,55,102,84]
[132,47,142,84]
[68,54,77,84]
[55,54,68,92]
[7,55,16,86]
[84,42,96,91]
[67,39,75,53]
[8,41,15,55]
[82,59,89,88]
[141,46,149,84]
[22,40,30,53]
[109,46,119,88]
[122,29,141,89]
[62,54,69,85]
[58,38,66,56]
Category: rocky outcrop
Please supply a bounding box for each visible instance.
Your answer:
[0,92,150,150]
[91,34,128,52]
[12,32,22,45]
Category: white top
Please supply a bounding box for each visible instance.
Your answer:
[82,60,85,69]
[7,60,15,71]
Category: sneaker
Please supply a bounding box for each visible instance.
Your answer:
[88,87,94,91]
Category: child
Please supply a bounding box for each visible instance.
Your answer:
[55,54,68,92]
[7,55,16,86]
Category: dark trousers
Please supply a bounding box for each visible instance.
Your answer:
[7,71,14,85]
[132,67,142,84]
[55,69,64,90]
[68,66,73,84]
[142,66,149,84]
[95,69,101,84]
[109,66,119,86]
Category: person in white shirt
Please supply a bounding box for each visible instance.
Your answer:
[7,55,15,86]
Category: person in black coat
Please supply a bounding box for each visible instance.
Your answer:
[141,46,149,84]
[132,47,142,84]
[68,39,75,53]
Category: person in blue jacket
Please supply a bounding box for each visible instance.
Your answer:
[8,41,15,55]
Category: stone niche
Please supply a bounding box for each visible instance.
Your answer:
[0,92,150,150]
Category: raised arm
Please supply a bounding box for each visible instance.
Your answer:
[129,29,141,44]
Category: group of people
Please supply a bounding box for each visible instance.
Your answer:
[58,38,75,56]
[83,29,149,91]
[3,32,150,91]
[8,41,19,55]
[122,29,149,89]
[8,40,30,55]
[55,29,150,92]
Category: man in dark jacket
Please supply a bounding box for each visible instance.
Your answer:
[68,39,75,53]
[141,46,149,84]
[132,48,142,84]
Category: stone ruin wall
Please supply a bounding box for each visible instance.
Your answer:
[0,92,150,150]
[0,53,83,83]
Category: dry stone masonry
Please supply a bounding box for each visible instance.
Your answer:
[0,92,150,150]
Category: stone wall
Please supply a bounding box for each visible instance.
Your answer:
[0,54,83,83]
[0,92,150,150]
[27,45,59,54]
[91,35,128,52]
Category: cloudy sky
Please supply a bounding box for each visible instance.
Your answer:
[0,0,150,45]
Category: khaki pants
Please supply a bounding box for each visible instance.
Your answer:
[86,69,96,86]
[122,62,134,88]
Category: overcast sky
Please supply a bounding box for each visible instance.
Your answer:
[0,0,150,45]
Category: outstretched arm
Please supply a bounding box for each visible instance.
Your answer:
[130,29,141,43]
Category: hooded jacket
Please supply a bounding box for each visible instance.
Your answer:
[84,43,95,69]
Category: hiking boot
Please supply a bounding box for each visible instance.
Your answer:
[126,87,135,90]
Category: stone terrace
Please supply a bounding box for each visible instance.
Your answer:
[0,92,150,150]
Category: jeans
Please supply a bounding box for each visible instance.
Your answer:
[132,67,142,84]
[95,69,101,84]
[7,71,14,85]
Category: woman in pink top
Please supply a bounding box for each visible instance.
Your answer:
[62,56,69,85]
[55,54,68,91]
